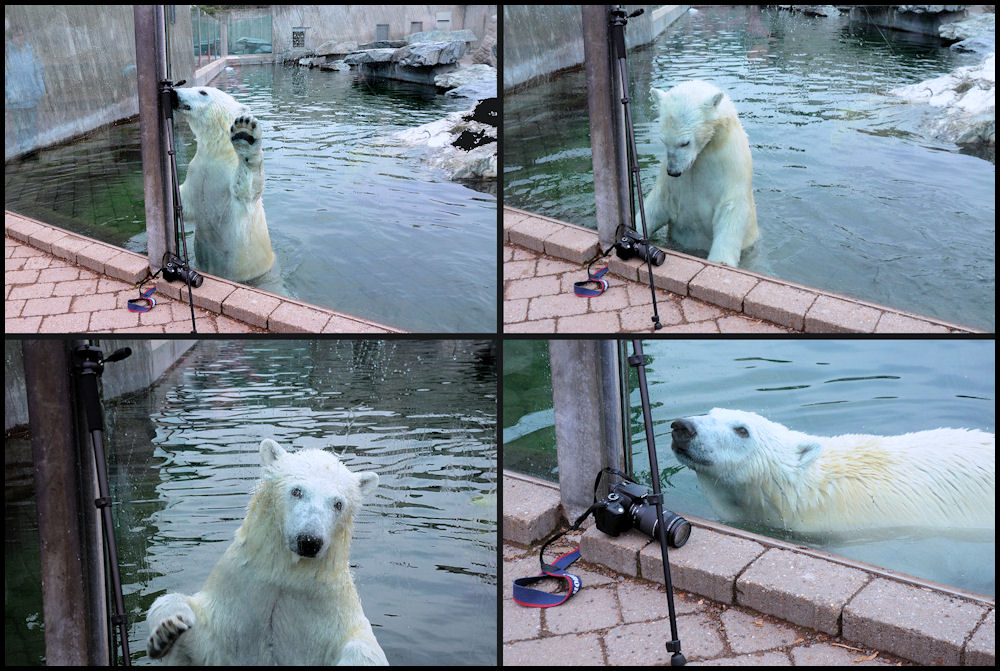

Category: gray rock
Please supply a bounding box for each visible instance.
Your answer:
[405,29,477,45]
[393,41,466,67]
[343,48,397,65]
[315,40,358,56]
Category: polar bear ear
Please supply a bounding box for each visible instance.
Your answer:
[260,439,287,467]
[356,472,379,498]
[708,90,725,110]
[651,87,670,110]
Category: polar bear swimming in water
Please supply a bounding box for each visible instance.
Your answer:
[670,408,994,534]
[146,440,387,665]
[172,86,276,285]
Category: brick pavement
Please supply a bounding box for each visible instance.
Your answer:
[502,206,977,334]
[504,242,793,334]
[502,473,995,667]
[5,211,401,334]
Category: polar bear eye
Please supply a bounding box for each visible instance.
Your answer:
[679,140,690,147]
[734,425,750,438]
[333,500,343,511]
[290,486,302,498]
[199,89,208,96]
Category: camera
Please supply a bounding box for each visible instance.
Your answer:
[161,255,204,288]
[614,228,666,266]
[594,480,691,548]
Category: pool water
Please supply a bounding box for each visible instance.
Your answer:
[99,339,497,664]
[504,6,995,331]
[502,338,995,597]
[4,64,497,333]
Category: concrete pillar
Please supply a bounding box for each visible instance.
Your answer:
[549,339,624,520]
[135,5,175,272]
[22,340,108,665]
[582,5,630,251]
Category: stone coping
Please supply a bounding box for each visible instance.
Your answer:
[503,206,982,334]
[502,470,994,666]
[5,211,402,334]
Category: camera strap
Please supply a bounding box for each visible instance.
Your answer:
[126,285,158,313]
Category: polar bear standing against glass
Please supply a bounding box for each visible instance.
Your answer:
[644,80,758,267]
[146,440,388,665]
[172,86,275,283]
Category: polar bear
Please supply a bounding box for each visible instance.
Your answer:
[146,440,388,665]
[670,408,994,534]
[172,86,275,283]
[643,80,758,267]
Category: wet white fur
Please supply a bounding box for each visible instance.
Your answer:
[174,86,275,283]
[643,80,758,266]
[672,408,994,533]
[146,440,387,665]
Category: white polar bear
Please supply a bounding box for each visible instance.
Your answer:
[643,80,758,267]
[146,439,388,665]
[670,408,994,534]
[173,86,275,283]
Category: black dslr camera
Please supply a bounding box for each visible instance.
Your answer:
[614,228,666,266]
[161,254,204,288]
[595,479,691,548]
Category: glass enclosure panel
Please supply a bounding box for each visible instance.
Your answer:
[502,340,557,481]
[626,338,995,597]
[228,15,272,55]
[504,6,995,330]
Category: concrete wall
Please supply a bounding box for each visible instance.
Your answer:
[5,339,197,432]
[503,4,688,89]
[271,5,495,52]
[4,5,194,160]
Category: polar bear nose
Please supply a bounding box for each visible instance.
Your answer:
[296,534,324,558]
[671,419,697,441]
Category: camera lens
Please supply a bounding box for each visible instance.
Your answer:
[645,244,666,266]
[633,504,690,548]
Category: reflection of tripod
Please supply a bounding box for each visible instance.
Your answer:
[610,7,663,330]
[629,339,686,666]
[74,343,133,665]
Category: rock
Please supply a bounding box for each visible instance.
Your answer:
[405,29,477,45]
[393,107,497,181]
[315,40,358,57]
[939,12,995,42]
[343,48,396,65]
[392,41,466,67]
[891,52,995,151]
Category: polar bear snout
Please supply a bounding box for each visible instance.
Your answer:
[671,418,697,442]
[296,534,324,558]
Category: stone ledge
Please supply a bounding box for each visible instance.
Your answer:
[5,210,403,334]
[501,206,981,334]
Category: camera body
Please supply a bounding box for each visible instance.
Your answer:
[594,480,691,548]
[614,228,666,266]
[161,255,204,288]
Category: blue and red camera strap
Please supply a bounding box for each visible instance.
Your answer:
[512,547,583,608]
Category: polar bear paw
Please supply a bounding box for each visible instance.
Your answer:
[230,114,262,156]
[147,610,195,659]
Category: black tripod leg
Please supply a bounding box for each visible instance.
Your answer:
[610,9,663,330]
[630,340,685,665]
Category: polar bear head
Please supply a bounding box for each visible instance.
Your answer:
[172,85,249,148]
[670,408,822,487]
[651,80,739,177]
[256,439,379,561]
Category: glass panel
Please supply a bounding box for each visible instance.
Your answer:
[503,6,995,330]
[502,340,557,481]
[627,338,995,597]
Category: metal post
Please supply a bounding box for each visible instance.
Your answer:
[135,5,175,273]
[22,340,108,665]
[582,5,630,250]
[549,339,624,520]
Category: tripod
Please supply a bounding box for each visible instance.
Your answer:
[611,7,663,330]
[629,339,686,665]
[74,343,134,665]
[158,78,199,333]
